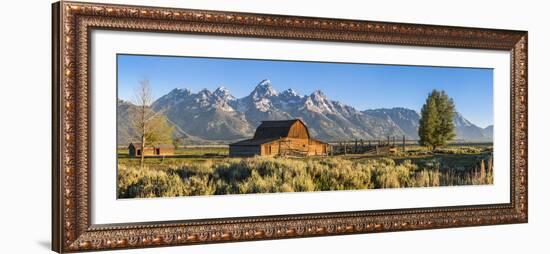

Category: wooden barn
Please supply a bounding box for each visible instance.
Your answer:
[229,119,330,157]
[128,143,175,157]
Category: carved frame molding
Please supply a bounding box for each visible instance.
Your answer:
[52,1,528,252]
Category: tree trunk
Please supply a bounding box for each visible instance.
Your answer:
[140,135,145,169]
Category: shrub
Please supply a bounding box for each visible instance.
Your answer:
[118,165,188,198]
[434,146,484,154]
[370,159,416,188]
[117,154,493,198]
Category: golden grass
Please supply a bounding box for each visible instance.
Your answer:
[117,154,493,198]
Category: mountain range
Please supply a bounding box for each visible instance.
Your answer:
[118,79,493,145]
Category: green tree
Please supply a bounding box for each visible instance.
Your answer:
[418,90,456,151]
[131,79,174,168]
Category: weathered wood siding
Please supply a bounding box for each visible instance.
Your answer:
[158,147,175,156]
[129,145,175,157]
[307,139,329,155]
[259,138,329,156]
[261,141,280,156]
[136,147,157,157]
[285,138,309,154]
[287,121,309,139]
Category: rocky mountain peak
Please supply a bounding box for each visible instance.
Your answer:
[251,79,277,99]
[303,90,335,114]
[150,88,192,111]
[166,88,191,98]
[196,88,213,99]
[311,90,327,100]
[213,86,235,100]
[280,88,300,98]
[453,112,474,127]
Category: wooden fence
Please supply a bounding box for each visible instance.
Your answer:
[328,136,493,156]
[329,135,409,155]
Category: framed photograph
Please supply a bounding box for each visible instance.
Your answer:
[52,1,528,252]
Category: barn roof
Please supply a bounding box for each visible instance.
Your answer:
[229,137,330,147]
[229,138,280,146]
[253,119,309,139]
[309,138,330,145]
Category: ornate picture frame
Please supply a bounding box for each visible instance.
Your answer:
[52,1,527,252]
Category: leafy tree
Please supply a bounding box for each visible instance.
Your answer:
[418,90,456,151]
[131,79,174,168]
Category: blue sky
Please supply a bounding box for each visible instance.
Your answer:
[118,54,494,128]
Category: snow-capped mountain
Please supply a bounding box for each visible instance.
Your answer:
[150,86,253,141]
[118,80,492,144]
[212,86,235,101]
[232,79,293,126]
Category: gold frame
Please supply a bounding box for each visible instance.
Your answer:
[52,1,528,252]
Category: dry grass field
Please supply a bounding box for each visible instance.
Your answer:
[117,145,493,198]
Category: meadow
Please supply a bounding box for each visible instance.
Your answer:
[117,145,493,198]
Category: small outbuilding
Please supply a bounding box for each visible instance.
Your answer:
[229,119,330,157]
[128,143,175,157]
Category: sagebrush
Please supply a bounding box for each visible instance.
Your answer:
[118,155,492,198]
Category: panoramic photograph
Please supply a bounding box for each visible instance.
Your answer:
[116,54,494,199]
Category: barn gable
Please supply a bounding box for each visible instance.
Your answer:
[230,119,329,157]
[253,119,310,139]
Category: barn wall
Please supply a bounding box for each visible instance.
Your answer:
[262,141,281,156]
[272,138,310,156]
[137,148,157,157]
[260,138,329,156]
[288,138,309,152]
[231,139,328,157]
[308,140,329,156]
[130,146,175,157]
[159,147,175,156]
